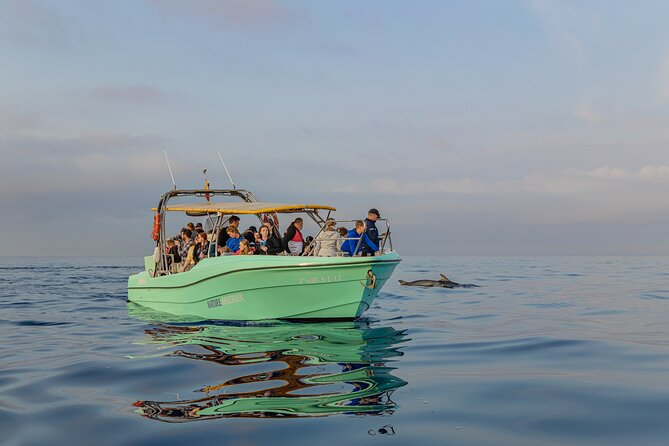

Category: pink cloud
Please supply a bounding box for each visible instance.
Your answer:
[0,131,164,157]
[91,83,166,105]
[0,106,42,133]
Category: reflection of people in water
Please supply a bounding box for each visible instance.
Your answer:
[132,324,407,422]
[342,363,367,371]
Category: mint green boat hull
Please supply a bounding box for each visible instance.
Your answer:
[127,252,400,320]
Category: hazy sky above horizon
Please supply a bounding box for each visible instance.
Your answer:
[1,0,669,256]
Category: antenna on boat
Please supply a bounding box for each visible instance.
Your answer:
[217,151,236,189]
[163,150,177,190]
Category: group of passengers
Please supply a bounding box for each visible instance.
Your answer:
[164,208,383,272]
[163,222,211,272]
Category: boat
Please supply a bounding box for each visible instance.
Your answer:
[127,188,401,320]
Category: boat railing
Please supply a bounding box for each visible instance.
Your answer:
[152,188,259,276]
[303,218,393,257]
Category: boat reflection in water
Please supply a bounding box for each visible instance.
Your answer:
[128,304,409,422]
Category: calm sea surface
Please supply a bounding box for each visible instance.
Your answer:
[1,256,668,446]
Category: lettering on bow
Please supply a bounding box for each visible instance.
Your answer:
[298,275,343,285]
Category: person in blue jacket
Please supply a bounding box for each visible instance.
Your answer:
[223,226,242,254]
[341,220,379,256]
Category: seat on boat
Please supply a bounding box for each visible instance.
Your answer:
[144,255,156,277]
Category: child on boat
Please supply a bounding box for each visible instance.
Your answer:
[222,226,242,254]
[237,239,254,255]
[165,239,181,264]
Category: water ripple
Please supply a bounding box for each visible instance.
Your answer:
[14,320,74,327]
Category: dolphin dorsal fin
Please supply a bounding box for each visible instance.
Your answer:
[439,274,450,281]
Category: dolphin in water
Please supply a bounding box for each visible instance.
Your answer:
[398,274,479,288]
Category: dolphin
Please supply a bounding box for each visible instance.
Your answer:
[398,279,445,287]
[437,274,479,288]
[398,274,479,288]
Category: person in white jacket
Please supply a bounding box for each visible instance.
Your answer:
[313,220,340,257]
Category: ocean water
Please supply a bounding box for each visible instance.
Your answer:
[1,256,669,446]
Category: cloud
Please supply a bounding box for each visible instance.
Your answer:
[572,99,601,123]
[638,164,669,178]
[0,106,42,133]
[574,165,669,180]
[147,0,297,27]
[0,128,168,196]
[557,29,587,62]
[584,166,630,179]
[0,131,164,157]
[659,52,669,100]
[333,165,669,225]
[90,83,167,105]
[356,178,488,195]
[0,148,170,199]
[524,0,588,62]
[424,135,453,152]
[0,0,72,47]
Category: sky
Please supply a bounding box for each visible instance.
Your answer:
[1,0,669,256]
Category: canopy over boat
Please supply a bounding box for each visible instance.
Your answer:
[153,202,336,214]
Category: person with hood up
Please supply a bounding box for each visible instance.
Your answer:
[313,219,340,257]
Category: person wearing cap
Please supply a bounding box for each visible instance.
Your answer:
[362,208,381,256]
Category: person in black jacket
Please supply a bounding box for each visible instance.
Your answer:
[242,226,258,246]
[165,239,181,265]
[362,208,380,256]
[193,231,209,261]
[256,225,283,255]
[269,222,284,255]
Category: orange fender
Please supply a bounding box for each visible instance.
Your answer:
[151,212,161,241]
